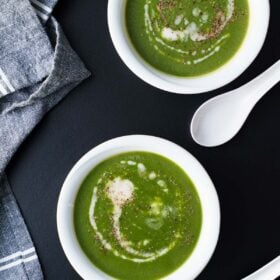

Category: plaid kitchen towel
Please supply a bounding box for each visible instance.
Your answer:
[0,0,90,279]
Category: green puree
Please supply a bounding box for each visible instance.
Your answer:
[74,152,202,279]
[126,0,249,76]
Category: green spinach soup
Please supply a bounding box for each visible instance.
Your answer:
[126,0,249,76]
[74,152,202,279]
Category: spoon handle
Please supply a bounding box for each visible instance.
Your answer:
[244,60,280,101]
[242,256,280,280]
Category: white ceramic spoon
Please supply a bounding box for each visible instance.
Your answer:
[242,256,280,280]
[190,60,280,147]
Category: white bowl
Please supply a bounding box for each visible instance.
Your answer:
[57,135,220,280]
[107,0,270,94]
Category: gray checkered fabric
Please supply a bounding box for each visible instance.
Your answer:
[0,0,90,279]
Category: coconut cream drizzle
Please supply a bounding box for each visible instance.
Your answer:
[144,0,235,64]
[88,172,178,263]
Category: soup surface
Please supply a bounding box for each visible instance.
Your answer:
[126,0,249,76]
[74,152,202,279]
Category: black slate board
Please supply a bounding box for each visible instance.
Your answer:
[7,0,280,279]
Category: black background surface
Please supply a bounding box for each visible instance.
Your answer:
[6,0,280,279]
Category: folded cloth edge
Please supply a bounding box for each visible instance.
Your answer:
[0,13,91,280]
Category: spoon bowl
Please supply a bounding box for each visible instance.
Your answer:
[191,90,254,147]
[191,60,280,147]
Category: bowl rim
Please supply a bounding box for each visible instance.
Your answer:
[57,135,220,280]
[107,0,270,94]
